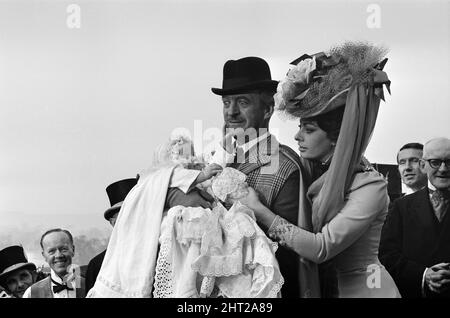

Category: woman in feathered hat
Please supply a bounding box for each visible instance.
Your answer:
[240,42,401,297]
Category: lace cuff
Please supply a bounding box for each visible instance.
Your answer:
[267,215,299,248]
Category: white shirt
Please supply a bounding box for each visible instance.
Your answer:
[209,132,269,167]
[23,269,77,298]
[404,186,415,195]
[169,166,201,193]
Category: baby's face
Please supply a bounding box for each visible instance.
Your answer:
[171,140,195,160]
[178,143,195,158]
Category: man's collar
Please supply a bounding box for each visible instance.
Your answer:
[50,269,64,284]
[238,131,270,154]
[404,186,415,195]
[50,269,77,292]
[428,180,436,191]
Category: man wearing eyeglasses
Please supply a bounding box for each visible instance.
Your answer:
[379,137,450,298]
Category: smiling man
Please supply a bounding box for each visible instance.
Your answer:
[397,143,427,194]
[23,229,85,298]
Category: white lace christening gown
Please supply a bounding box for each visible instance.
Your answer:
[153,201,284,298]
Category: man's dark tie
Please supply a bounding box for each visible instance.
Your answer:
[430,189,449,222]
[228,146,245,169]
[51,279,74,293]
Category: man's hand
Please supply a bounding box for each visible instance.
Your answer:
[201,163,223,180]
[165,188,214,209]
[425,263,450,294]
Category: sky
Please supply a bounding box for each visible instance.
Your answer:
[0,0,449,241]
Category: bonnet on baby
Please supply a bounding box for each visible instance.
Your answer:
[152,134,205,170]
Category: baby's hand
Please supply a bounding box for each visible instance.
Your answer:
[239,187,264,211]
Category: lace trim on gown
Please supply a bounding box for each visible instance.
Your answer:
[153,203,283,298]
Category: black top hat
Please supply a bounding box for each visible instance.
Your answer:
[211,56,278,96]
[104,177,138,220]
[0,246,36,284]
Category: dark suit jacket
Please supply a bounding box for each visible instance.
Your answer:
[379,188,450,298]
[85,250,106,293]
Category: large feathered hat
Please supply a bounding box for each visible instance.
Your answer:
[275,41,390,119]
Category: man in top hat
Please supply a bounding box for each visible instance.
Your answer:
[209,56,304,297]
[380,137,450,298]
[23,228,85,298]
[0,245,37,297]
[85,177,138,293]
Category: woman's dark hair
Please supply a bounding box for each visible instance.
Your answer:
[307,106,345,142]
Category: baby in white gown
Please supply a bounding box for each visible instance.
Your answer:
[152,135,283,298]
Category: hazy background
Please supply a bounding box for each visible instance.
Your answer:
[1,0,449,266]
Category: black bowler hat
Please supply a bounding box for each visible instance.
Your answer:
[0,246,36,284]
[211,56,278,96]
[104,177,138,221]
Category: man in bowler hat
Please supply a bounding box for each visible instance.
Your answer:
[85,177,138,293]
[209,56,304,297]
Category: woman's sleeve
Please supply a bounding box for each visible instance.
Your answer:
[268,177,387,263]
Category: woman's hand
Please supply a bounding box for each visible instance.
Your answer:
[240,187,277,228]
[239,187,264,212]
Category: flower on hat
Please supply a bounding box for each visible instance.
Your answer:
[275,41,389,119]
[274,57,316,110]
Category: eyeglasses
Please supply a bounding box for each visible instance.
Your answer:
[424,159,450,169]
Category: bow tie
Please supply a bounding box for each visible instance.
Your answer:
[51,279,74,293]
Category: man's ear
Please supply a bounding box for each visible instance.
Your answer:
[419,159,426,171]
[264,104,274,120]
[31,270,37,282]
